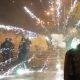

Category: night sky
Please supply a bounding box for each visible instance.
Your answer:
[0,0,79,34]
[0,0,48,33]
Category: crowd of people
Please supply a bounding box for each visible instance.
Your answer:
[2,36,80,79]
[0,37,31,64]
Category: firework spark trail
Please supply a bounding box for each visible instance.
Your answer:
[48,0,62,29]
[56,0,62,30]
[65,0,78,26]
[24,6,40,23]
[24,6,43,26]
[48,0,54,21]
[0,25,24,32]
[24,6,51,35]
[24,6,46,29]
[0,61,34,79]
[48,0,62,20]
[0,25,37,37]
[76,20,80,27]
[56,0,62,18]
[3,63,21,76]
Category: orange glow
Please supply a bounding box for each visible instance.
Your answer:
[46,11,50,16]
[31,35,48,51]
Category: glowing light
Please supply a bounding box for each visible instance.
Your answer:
[56,69,63,80]
[1,61,35,79]
[50,7,54,11]
[56,62,63,80]
[46,11,50,16]
[48,0,54,21]
[70,28,77,33]
[0,25,24,32]
[65,0,78,25]
[56,0,62,17]
[24,6,36,19]
[16,68,25,75]
[56,63,61,70]
[24,6,51,44]
[76,20,80,27]
[0,25,38,38]
[51,34,66,48]
[0,75,15,79]
[45,36,50,42]
[71,42,78,49]
[24,6,40,22]
[16,68,34,75]
[24,6,49,33]
[71,38,80,49]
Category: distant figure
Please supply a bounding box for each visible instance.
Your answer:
[8,38,14,59]
[64,44,80,80]
[1,38,14,63]
[18,37,31,62]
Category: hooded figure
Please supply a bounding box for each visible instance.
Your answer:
[1,38,14,62]
[64,44,80,80]
[18,38,31,62]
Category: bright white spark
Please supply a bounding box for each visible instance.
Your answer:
[0,25,24,32]
[24,6,49,32]
[0,61,34,79]
[56,69,63,80]
[48,0,54,21]
[24,6,51,42]
[24,6,36,19]
[76,20,80,27]
[24,6,40,22]
[0,25,38,37]
[51,33,66,48]
[65,0,78,25]
[56,0,62,17]
[71,37,80,49]
[56,62,63,80]
[56,63,61,70]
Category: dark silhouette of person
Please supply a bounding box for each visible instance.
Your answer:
[18,37,31,62]
[26,38,31,51]
[1,38,14,63]
[64,44,80,80]
[8,38,14,59]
